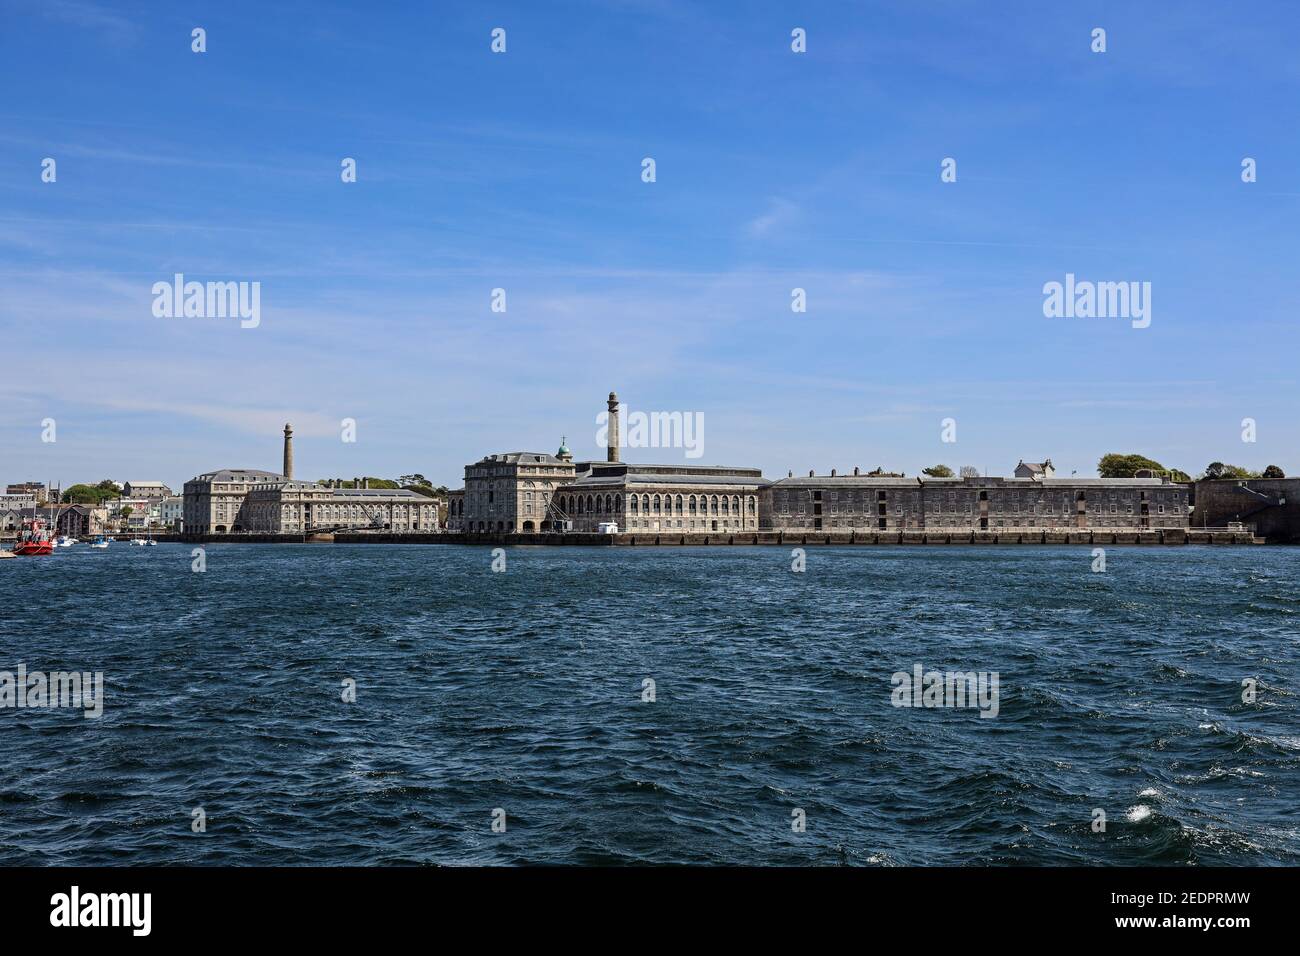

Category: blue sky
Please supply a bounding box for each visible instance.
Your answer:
[2,0,1298,491]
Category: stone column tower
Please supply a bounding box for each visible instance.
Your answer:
[283,423,294,479]
[606,392,620,463]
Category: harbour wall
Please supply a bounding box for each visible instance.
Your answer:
[441,529,1259,547]
[1192,479,1300,543]
[173,530,1262,546]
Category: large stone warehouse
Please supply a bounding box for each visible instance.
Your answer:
[446,392,1192,534]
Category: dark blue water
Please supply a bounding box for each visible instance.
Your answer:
[1,543,1297,865]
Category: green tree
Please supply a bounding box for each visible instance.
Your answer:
[1097,453,1191,482]
[1203,462,1257,480]
[922,464,955,478]
[324,477,400,489]
[62,482,121,504]
[1262,465,1286,479]
[1098,453,1164,478]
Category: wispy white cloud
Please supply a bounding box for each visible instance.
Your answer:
[35,0,137,45]
[745,198,801,239]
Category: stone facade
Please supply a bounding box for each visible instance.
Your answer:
[1014,459,1055,479]
[461,451,576,532]
[5,482,47,502]
[445,489,465,531]
[555,462,765,533]
[242,481,440,533]
[183,468,286,533]
[1192,478,1300,541]
[182,423,442,535]
[0,493,37,512]
[123,481,172,498]
[761,475,1189,532]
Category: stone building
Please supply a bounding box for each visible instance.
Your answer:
[123,481,173,498]
[242,480,439,533]
[5,482,48,502]
[460,449,577,532]
[183,426,440,534]
[555,462,765,532]
[453,393,768,533]
[183,467,286,533]
[1014,459,1055,479]
[761,472,1189,532]
[1192,478,1300,541]
[445,489,465,531]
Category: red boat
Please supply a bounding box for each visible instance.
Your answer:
[12,517,55,556]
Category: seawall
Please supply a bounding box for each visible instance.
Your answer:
[401,529,1261,546]
[174,530,1262,546]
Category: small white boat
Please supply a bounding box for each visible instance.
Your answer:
[89,536,109,549]
[0,549,15,559]
[129,536,147,546]
[56,535,74,547]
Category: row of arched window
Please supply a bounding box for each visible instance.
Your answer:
[555,492,758,516]
[557,493,622,515]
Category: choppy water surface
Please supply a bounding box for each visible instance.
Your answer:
[1,544,1297,865]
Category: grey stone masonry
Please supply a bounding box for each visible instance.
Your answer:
[761,475,1189,532]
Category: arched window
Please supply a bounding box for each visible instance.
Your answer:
[709,495,718,513]
[747,496,756,513]
[614,495,622,512]
[675,495,683,513]
[605,495,613,513]
[653,495,661,514]
[689,495,697,514]
[631,495,639,514]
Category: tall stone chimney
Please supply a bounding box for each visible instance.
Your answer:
[607,391,620,463]
[283,423,294,479]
